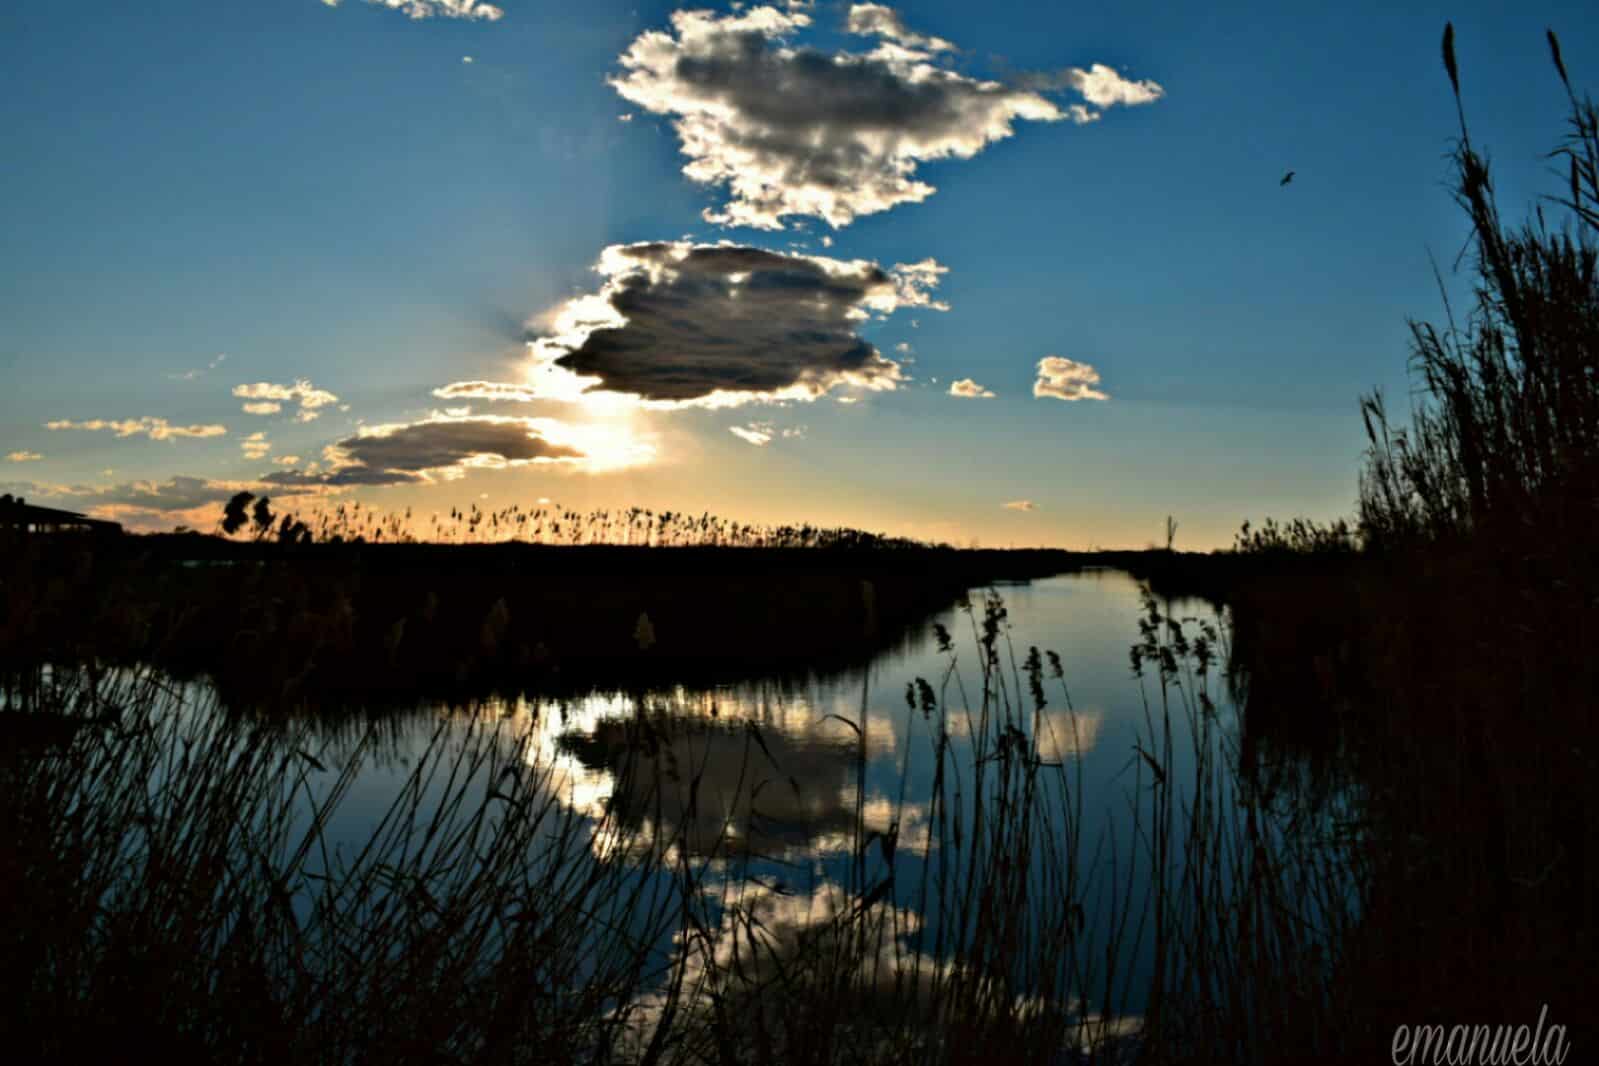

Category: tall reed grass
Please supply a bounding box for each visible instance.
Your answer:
[1359,27,1599,550]
[219,496,937,551]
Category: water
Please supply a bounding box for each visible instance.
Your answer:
[268,573,1237,1025]
[29,570,1319,1057]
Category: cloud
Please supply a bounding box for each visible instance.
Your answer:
[1033,356,1108,402]
[233,379,340,420]
[322,0,504,20]
[241,432,272,460]
[260,467,424,489]
[489,241,945,409]
[273,455,302,466]
[729,424,774,446]
[6,451,42,463]
[845,3,954,53]
[2,476,307,525]
[729,420,806,445]
[1002,500,1036,511]
[167,352,228,382]
[432,381,543,404]
[85,476,261,512]
[1017,64,1165,108]
[948,378,995,399]
[45,417,227,440]
[609,5,1161,229]
[339,417,578,472]
[263,413,651,487]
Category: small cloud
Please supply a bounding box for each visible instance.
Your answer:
[45,417,227,441]
[1018,64,1165,109]
[462,55,474,63]
[167,352,228,382]
[433,381,541,403]
[846,3,955,54]
[618,112,634,122]
[6,451,42,463]
[730,421,805,446]
[233,379,340,420]
[1033,356,1108,402]
[272,455,302,466]
[948,378,996,399]
[729,423,774,447]
[241,432,272,460]
[1002,500,1036,511]
[324,0,504,20]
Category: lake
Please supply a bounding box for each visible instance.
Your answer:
[266,572,1252,1046]
[17,569,1346,1061]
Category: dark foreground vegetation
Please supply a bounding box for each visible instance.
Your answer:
[2,25,1596,1065]
[1219,28,1599,1058]
[3,487,1275,705]
[1,527,1118,704]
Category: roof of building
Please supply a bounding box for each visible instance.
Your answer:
[0,496,123,532]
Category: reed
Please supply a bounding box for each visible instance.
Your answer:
[1358,27,1599,551]
[0,663,683,1063]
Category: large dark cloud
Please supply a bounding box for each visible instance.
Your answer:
[610,5,1162,229]
[340,417,583,470]
[456,241,945,408]
[263,414,629,487]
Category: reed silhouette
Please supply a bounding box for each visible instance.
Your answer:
[1220,25,1599,1054]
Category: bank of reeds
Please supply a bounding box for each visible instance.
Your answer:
[1358,27,1599,551]
[218,496,939,550]
[1216,28,1599,1054]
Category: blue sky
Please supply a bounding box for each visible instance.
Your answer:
[4,0,1596,548]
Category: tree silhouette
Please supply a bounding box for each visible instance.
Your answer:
[221,492,254,537]
[250,496,275,541]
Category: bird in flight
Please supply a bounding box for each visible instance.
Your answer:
[1280,171,1296,186]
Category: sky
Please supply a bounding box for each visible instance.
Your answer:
[4,0,1597,549]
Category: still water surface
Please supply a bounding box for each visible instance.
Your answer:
[271,570,1233,1027]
